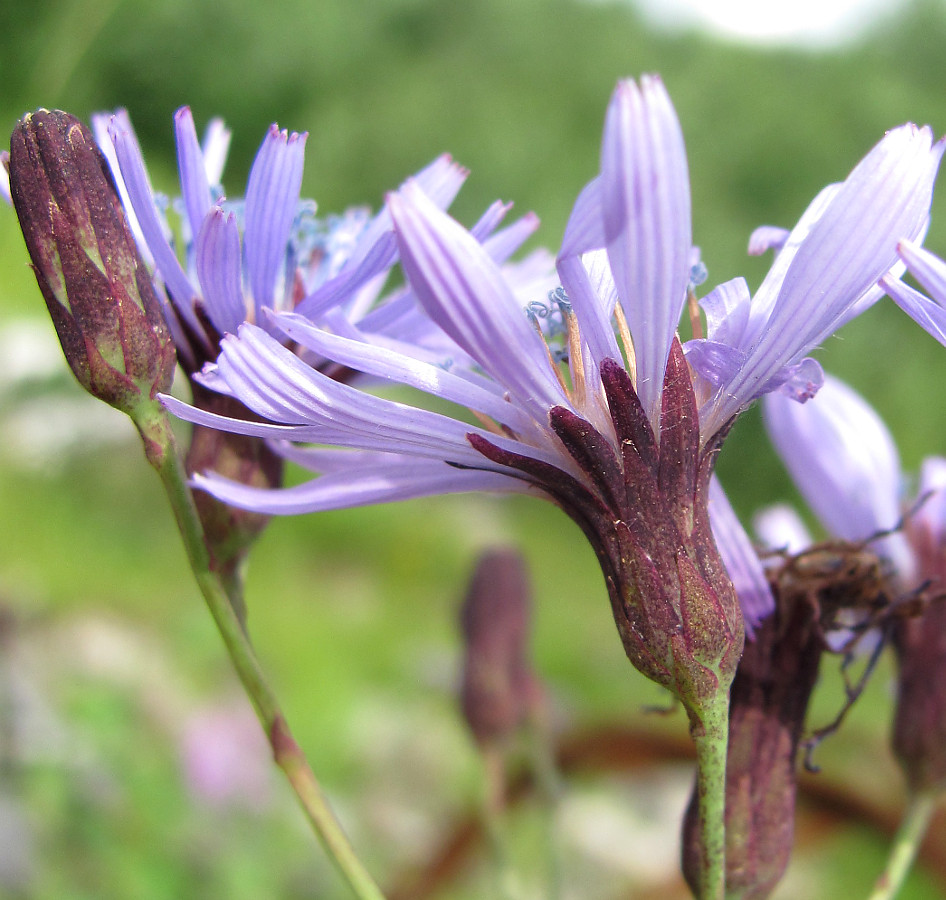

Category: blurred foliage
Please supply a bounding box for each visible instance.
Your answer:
[3,0,946,897]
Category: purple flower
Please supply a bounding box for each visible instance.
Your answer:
[95,108,483,373]
[162,76,941,713]
[707,478,775,636]
[169,77,940,508]
[763,373,916,581]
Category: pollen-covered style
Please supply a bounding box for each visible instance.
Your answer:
[163,76,942,717]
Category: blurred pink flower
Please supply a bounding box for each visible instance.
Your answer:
[179,699,274,811]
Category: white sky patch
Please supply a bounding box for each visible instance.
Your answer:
[631,0,906,47]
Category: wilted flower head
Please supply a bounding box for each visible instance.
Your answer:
[895,456,946,794]
[7,110,175,416]
[765,373,946,793]
[162,76,941,717]
[682,575,824,900]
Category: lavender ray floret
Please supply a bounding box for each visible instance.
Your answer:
[269,310,532,432]
[195,209,246,336]
[388,182,569,416]
[724,127,943,422]
[109,114,209,347]
[174,107,214,242]
[243,125,307,321]
[601,75,692,430]
[708,478,775,635]
[194,459,527,515]
[763,374,909,565]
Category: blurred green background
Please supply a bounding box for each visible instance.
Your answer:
[3,0,946,897]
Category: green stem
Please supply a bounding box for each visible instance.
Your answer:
[133,401,385,900]
[525,715,563,900]
[689,691,730,900]
[480,745,521,900]
[867,791,938,900]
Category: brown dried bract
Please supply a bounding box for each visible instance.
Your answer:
[764,538,937,649]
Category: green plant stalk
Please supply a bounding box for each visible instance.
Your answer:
[867,791,938,900]
[132,399,385,900]
[525,715,563,900]
[480,745,521,900]
[689,690,730,900]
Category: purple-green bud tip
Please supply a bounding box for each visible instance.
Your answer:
[9,109,175,415]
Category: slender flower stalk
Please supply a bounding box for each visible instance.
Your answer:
[867,791,938,900]
[160,77,942,897]
[136,404,385,900]
[7,109,386,899]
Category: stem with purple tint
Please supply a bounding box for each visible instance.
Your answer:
[133,398,386,900]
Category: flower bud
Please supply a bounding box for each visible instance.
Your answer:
[459,548,541,747]
[9,110,175,415]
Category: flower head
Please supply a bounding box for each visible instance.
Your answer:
[163,76,941,717]
[96,108,478,371]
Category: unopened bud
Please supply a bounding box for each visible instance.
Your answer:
[459,548,541,747]
[9,110,175,415]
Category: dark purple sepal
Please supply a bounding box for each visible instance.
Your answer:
[674,553,739,706]
[599,356,659,471]
[470,341,744,717]
[658,339,700,534]
[9,110,175,415]
[465,432,611,524]
[548,404,628,519]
